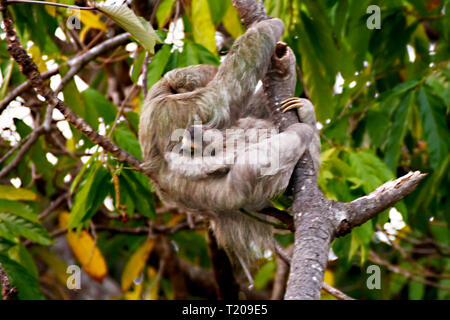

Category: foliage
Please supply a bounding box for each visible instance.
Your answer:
[0,0,448,300]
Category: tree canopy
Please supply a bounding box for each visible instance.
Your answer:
[0,0,448,300]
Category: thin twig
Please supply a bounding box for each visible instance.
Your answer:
[0,126,45,179]
[6,0,96,10]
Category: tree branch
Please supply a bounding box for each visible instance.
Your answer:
[0,4,145,174]
[0,33,130,114]
[232,0,425,300]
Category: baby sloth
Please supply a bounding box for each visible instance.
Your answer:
[139,18,320,258]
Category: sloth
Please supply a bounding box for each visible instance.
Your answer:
[139,18,320,258]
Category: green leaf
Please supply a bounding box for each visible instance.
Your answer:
[131,51,146,83]
[0,213,53,245]
[170,230,210,268]
[113,123,142,160]
[179,41,200,67]
[81,88,118,125]
[68,162,110,229]
[0,199,38,223]
[194,43,220,65]
[254,260,276,290]
[384,91,414,171]
[63,78,98,129]
[349,150,394,193]
[191,0,217,53]
[120,171,155,219]
[96,3,161,53]
[0,59,14,100]
[147,45,172,90]
[156,0,176,29]
[417,87,449,169]
[0,185,37,201]
[0,254,44,300]
[408,281,425,300]
[8,244,39,278]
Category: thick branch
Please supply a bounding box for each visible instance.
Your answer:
[233,0,424,301]
[337,171,427,235]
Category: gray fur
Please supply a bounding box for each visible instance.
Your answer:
[139,18,320,260]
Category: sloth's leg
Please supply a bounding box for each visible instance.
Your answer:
[281,98,321,170]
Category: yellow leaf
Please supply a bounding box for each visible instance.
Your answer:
[323,268,334,286]
[191,0,216,53]
[0,185,37,201]
[45,0,57,17]
[121,238,155,291]
[167,213,185,227]
[79,25,90,44]
[222,4,244,39]
[28,45,47,73]
[72,10,108,33]
[145,266,160,300]
[124,283,143,300]
[59,212,108,282]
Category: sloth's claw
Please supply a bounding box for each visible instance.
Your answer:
[281,98,316,125]
[281,98,309,113]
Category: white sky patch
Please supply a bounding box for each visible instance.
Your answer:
[98,121,106,136]
[81,155,91,164]
[363,61,369,67]
[349,81,357,89]
[26,40,34,50]
[333,72,344,94]
[55,27,67,41]
[10,178,22,188]
[52,108,65,121]
[316,122,323,130]
[264,249,272,259]
[406,44,416,62]
[76,139,85,148]
[0,102,34,138]
[46,59,58,71]
[328,248,338,261]
[74,75,89,92]
[104,196,115,211]
[165,18,184,52]
[429,43,436,56]
[56,120,73,140]
[125,42,138,52]
[46,152,58,165]
[50,74,62,91]
[63,174,72,183]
